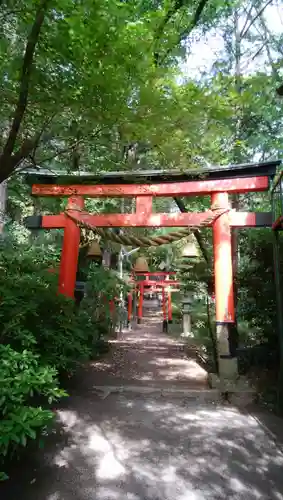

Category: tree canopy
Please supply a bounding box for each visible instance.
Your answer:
[0,0,247,181]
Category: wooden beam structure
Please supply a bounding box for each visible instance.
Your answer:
[23,159,280,186]
[133,280,179,287]
[27,214,66,229]
[31,176,269,198]
[25,210,272,230]
[133,272,177,277]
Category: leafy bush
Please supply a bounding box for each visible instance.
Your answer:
[0,238,120,477]
[81,263,122,340]
[0,240,97,372]
[0,345,65,468]
[237,229,278,345]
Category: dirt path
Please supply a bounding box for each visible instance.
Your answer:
[2,308,283,500]
[76,308,208,392]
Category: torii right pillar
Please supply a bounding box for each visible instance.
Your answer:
[212,192,238,380]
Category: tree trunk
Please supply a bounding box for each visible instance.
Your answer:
[0,181,7,234]
[230,8,242,352]
[0,0,50,182]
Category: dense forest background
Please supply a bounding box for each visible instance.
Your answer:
[0,0,283,479]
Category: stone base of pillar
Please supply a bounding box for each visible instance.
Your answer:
[162,320,168,333]
[216,322,238,379]
[218,357,238,380]
[208,373,256,408]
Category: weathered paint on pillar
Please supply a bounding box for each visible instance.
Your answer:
[162,288,167,320]
[212,192,237,379]
[167,289,172,323]
[109,299,115,317]
[127,291,133,326]
[58,196,84,298]
[137,283,143,324]
[162,287,168,332]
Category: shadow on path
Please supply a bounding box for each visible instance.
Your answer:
[75,310,208,391]
[2,394,283,500]
[2,309,283,499]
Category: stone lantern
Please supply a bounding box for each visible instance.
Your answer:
[180,235,199,338]
[181,296,193,337]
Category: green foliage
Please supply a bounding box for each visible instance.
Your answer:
[0,0,282,180]
[0,345,65,460]
[82,263,121,340]
[0,240,92,372]
[0,236,120,477]
[0,0,238,181]
[237,228,278,345]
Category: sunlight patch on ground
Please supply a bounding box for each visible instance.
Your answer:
[89,361,113,369]
[134,357,207,382]
[51,399,283,500]
[274,493,283,500]
[56,409,81,430]
[96,452,126,480]
[47,493,61,500]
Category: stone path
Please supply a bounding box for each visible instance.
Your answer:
[2,308,283,500]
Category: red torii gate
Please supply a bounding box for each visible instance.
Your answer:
[129,271,180,327]
[24,161,279,379]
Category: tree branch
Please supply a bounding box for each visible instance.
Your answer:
[39,141,84,166]
[241,0,273,38]
[155,0,210,66]
[0,135,41,183]
[22,126,107,172]
[173,197,210,264]
[180,0,209,37]
[154,0,188,65]
[251,41,268,61]
[257,12,281,78]
[155,0,187,43]
[240,2,256,39]
[1,0,49,162]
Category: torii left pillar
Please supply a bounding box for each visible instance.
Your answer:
[58,196,84,298]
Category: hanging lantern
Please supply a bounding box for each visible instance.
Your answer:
[134,256,149,272]
[87,240,102,258]
[181,235,199,258]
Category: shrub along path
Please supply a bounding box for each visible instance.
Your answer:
[2,304,283,499]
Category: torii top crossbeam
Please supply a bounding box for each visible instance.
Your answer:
[24,160,279,229]
[24,159,279,186]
